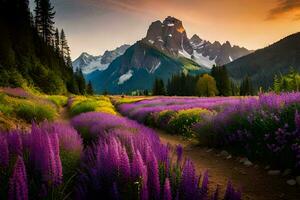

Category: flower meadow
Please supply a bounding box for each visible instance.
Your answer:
[0,122,83,200]
[0,95,242,200]
[71,112,241,200]
[116,93,300,175]
[194,92,300,174]
[115,96,244,137]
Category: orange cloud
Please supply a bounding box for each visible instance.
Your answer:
[267,0,300,20]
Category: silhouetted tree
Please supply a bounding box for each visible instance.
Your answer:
[152,78,165,95]
[35,0,55,44]
[240,76,253,96]
[86,81,94,95]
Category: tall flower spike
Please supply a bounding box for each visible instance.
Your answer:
[163,178,172,200]
[0,136,9,168]
[8,156,28,200]
[147,153,160,200]
[181,159,197,200]
[176,144,183,164]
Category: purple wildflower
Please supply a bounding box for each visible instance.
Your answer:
[0,135,9,168]
[8,156,28,200]
[163,178,172,200]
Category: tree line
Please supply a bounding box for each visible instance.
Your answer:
[152,66,254,96]
[0,0,92,95]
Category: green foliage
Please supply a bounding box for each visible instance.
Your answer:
[273,69,300,92]
[48,95,68,107]
[69,96,116,116]
[168,109,213,137]
[167,72,199,96]
[0,0,83,95]
[195,74,219,97]
[15,103,56,122]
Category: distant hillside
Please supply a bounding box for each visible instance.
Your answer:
[226,32,300,89]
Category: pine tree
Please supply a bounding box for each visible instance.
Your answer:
[35,0,55,44]
[152,78,165,96]
[240,76,253,96]
[75,69,86,94]
[86,81,94,95]
[60,29,72,66]
[211,66,231,96]
[54,28,60,53]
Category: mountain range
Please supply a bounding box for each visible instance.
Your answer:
[74,16,251,93]
[226,32,300,88]
[72,44,130,74]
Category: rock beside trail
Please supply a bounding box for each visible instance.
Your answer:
[239,157,253,166]
[244,160,253,167]
[286,179,297,186]
[220,150,229,157]
[268,170,281,176]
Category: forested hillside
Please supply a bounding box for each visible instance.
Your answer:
[0,0,86,94]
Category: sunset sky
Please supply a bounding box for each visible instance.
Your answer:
[31,0,300,59]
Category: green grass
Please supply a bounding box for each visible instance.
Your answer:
[69,96,117,116]
[15,103,56,123]
[48,95,68,107]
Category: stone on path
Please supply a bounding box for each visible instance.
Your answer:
[268,170,281,176]
[286,179,296,186]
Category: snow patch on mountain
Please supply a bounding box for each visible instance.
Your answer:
[118,70,133,85]
[193,51,216,69]
[73,44,130,74]
[149,61,161,73]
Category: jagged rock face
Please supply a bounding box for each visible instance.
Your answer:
[190,34,251,66]
[101,45,130,64]
[143,16,193,56]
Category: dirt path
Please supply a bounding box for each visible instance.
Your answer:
[56,106,70,123]
[157,130,300,200]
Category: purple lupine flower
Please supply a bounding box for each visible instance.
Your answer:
[8,156,28,200]
[119,146,131,179]
[0,135,9,168]
[147,153,160,200]
[49,132,63,186]
[7,130,23,156]
[181,159,198,200]
[224,181,242,200]
[163,178,172,200]
[200,171,209,198]
[176,144,183,164]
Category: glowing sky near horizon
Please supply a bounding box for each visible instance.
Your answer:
[32,0,300,59]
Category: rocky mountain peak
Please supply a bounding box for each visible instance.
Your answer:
[143,16,193,56]
[190,34,203,44]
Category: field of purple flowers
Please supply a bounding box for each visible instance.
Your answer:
[116,93,300,177]
[0,95,241,200]
[71,112,240,200]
